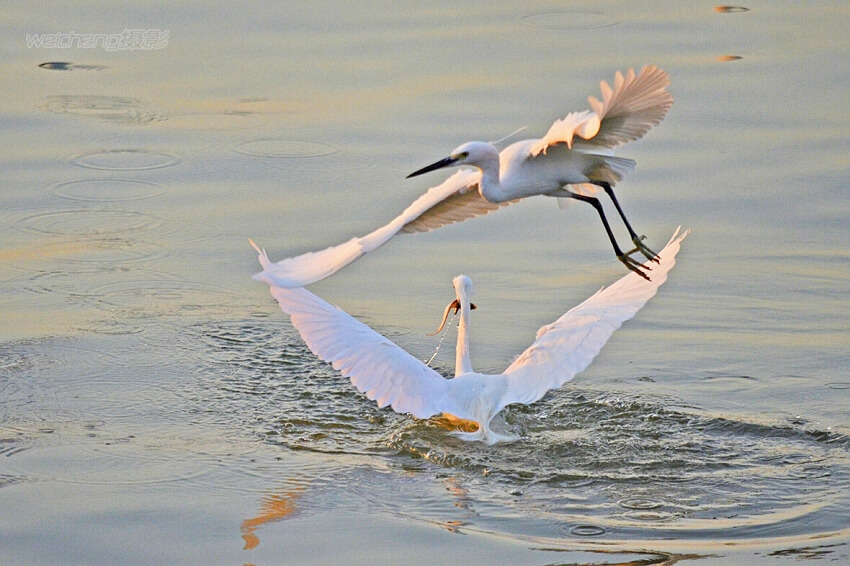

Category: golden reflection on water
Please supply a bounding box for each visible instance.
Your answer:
[241,484,307,550]
[0,240,98,262]
[714,5,750,13]
[3,2,849,565]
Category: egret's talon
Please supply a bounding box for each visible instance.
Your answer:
[618,254,652,281]
[630,235,660,263]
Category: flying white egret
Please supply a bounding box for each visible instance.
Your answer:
[251,228,688,444]
[253,65,673,288]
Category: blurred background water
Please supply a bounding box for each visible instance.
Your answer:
[1,2,848,565]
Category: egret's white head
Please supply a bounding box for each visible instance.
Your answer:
[429,275,477,335]
[452,274,474,302]
[407,141,498,178]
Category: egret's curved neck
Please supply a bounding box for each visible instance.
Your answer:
[455,299,473,377]
[474,147,503,203]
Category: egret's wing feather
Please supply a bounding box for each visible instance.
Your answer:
[252,235,369,289]
[502,228,688,406]
[529,65,672,156]
[252,169,502,287]
[529,110,601,156]
[577,65,673,149]
[401,180,518,233]
[263,281,460,419]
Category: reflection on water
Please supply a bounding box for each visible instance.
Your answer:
[6,314,847,563]
[38,61,109,71]
[1,1,849,565]
[714,6,750,14]
[241,481,307,550]
[206,318,849,554]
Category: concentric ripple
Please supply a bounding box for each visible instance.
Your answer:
[231,139,337,159]
[91,276,256,320]
[27,238,163,266]
[4,438,210,487]
[69,149,181,171]
[519,11,618,30]
[16,208,167,237]
[50,178,164,202]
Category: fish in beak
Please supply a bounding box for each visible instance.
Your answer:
[428,299,477,336]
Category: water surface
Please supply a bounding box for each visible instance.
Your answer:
[1,2,848,565]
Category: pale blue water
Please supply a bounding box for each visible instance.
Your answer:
[1,2,848,565]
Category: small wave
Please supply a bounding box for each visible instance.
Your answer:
[69,149,181,171]
[176,317,850,548]
[43,95,159,124]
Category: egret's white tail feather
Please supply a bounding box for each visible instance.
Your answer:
[589,154,636,185]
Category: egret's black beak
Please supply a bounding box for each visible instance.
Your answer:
[406,156,458,179]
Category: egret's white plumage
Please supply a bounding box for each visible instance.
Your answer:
[252,228,688,444]
[253,65,673,288]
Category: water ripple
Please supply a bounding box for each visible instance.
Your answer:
[42,94,159,124]
[69,149,181,171]
[27,238,164,266]
[137,317,850,549]
[91,277,256,319]
[4,441,208,486]
[519,11,618,30]
[50,178,164,203]
[231,139,337,159]
[16,208,168,237]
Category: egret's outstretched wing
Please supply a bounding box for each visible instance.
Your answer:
[252,169,510,287]
[502,228,688,405]
[262,280,460,419]
[401,183,517,233]
[529,65,672,156]
[582,65,673,149]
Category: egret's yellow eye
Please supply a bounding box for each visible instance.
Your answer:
[452,151,469,160]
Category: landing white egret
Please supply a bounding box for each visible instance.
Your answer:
[251,228,688,444]
[253,65,673,288]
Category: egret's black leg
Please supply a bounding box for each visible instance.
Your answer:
[569,192,651,281]
[591,181,659,263]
